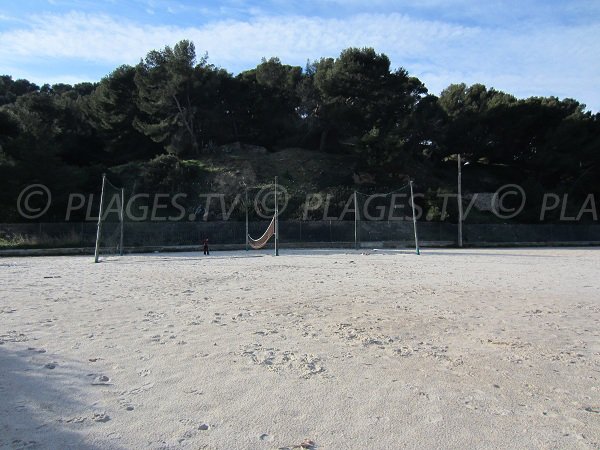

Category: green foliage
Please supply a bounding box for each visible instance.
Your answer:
[0,41,598,223]
[87,65,162,162]
[308,47,431,164]
[134,40,206,156]
[236,57,304,147]
[0,76,39,105]
[139,153,183,192]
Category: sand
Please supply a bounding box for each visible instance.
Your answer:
[0,248,599,449]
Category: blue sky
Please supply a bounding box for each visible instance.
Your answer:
[1,0,599,111]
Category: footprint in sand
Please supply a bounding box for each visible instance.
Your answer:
[259,433,274,442]
[254,329,279,336]
[65,416,87,424]
[150,335,163,344]
[117,397,135,411]
[126,382,154,395]
[92,412,110,422]
[279,439,316,450]
[9,439,38,449]
[0,331,28,343]
[240,345,327,378]
[91,375,111,385]
[183,388,204,396]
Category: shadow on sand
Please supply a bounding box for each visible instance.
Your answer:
[0,344,122,449]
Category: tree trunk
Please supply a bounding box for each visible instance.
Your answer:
[319,128,329,152]
[172,94,199,153]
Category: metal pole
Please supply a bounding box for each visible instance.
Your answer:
[409,180,420,255]
[274,177,279,256]
[354,191,358,250]
[245,187,249,251]
[458,154,463,248]
[119,187,124,256]
[94,173,106,263]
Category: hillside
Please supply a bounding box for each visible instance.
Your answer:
[1,43,598,224]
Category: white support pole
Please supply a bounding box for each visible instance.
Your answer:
[354,190,359,250]
[119,187,124,256]
[94,173,107,263]
[274,177,279,256]
[409,180,420,255]
[245,187,249,251]
[458,153,464,248]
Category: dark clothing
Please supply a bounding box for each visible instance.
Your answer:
[203,239,209,255]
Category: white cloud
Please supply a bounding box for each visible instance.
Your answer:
[0,12,476,72]
[0,11,598,110]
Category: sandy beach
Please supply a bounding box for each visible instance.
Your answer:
[1,248,599,449]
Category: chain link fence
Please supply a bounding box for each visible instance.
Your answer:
[1,221,599,251]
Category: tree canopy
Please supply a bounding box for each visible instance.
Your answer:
[0,42,598,222]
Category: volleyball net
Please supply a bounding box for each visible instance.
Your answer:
[247,215,276,249]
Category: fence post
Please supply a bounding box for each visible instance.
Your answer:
[119,188,124,256]
[245,187,249,251]
[354,191,359,249]
[274,177,279,256]
[458,154,464,247]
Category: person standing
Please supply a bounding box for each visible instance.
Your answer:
[203,238,210,255]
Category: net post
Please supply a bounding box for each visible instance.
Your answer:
[94,173,107,263]
[245,187,249,251]
[119,187,125,256]
[274,177,279,256]
[409,180,420,255]
[354,190,358,250]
